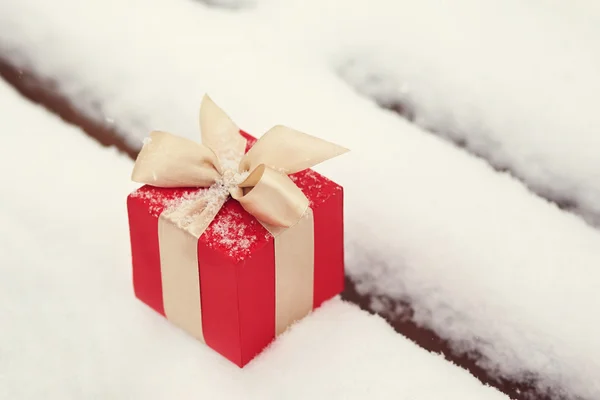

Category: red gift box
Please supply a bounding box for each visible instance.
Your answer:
[127,131,344,367]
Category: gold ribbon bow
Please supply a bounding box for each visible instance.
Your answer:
[131,95,348,236]
[131,95,348,344]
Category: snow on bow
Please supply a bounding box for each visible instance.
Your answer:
[131,95,348,236]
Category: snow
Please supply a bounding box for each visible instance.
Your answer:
[209,211,257,253]
[0,80,507,399]
[261,0,600,226]
[1,0,600,398]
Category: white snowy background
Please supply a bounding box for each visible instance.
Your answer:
[0,78,507,400]
[1,0,600,398]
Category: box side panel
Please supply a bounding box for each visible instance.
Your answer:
[198,243,243,367]
[236,239,276,367]
[127,194,165,316]
[312,188,345,308]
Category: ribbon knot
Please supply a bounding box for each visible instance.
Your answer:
[131,95,348,238]
[216,169,246,196]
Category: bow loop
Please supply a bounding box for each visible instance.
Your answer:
[231,164,309,228]
[200,95,246,172]
[132,131,221,187]
[239,125,349,175]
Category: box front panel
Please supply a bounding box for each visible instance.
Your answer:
[236,240,276,367]
[198,243,243,366]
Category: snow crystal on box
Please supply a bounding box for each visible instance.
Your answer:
[208,211,258,258]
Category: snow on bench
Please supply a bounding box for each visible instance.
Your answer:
[0,79,507,400]
[1,1,600,398]
[322,0,600,225]
[224,0,600,225]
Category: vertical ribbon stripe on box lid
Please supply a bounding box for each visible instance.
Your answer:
[131,95,348,341]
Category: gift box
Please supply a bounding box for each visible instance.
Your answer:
[126,96,347,367]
